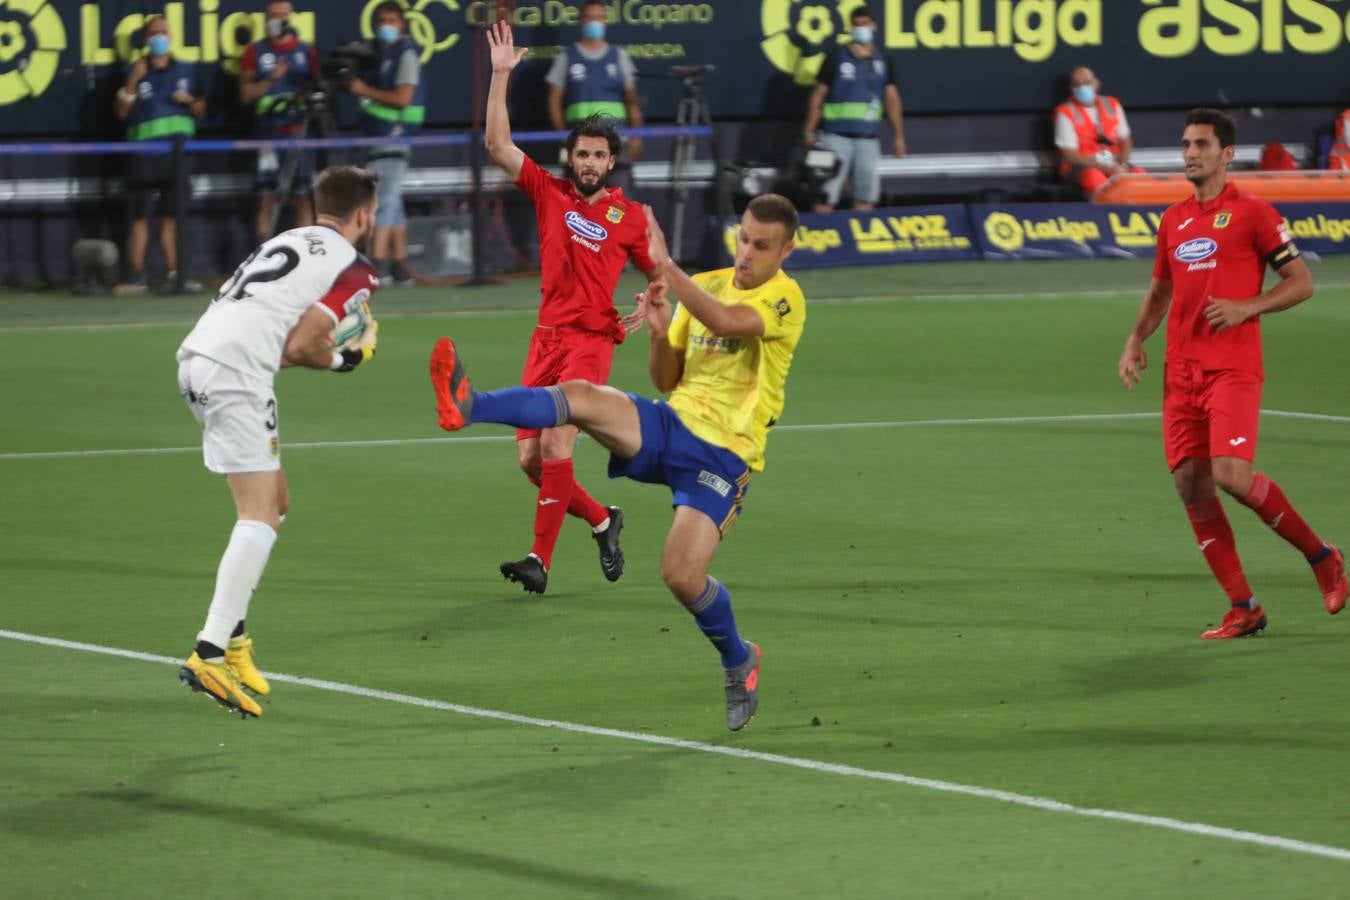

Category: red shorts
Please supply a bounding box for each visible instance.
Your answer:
[516,325,616,441]
[1162,360,1263,470]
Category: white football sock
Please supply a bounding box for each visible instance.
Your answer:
[197,519,277,654]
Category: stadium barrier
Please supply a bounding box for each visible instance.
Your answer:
[0,125,715,289]
[705,203,1350,269]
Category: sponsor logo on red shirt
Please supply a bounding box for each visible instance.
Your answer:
[1175,237,1217,262]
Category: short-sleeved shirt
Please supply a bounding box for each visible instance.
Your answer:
[514,155,655,343]
[1152,182,1299,374]
[178,225,379,382]
[665,267,806,472]
[545,44,636,89]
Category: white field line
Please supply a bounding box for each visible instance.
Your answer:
[2,409,1347,462]
[2,628,1348,864]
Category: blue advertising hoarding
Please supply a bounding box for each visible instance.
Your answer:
[709,202,1350,269]
[710,205,980,269]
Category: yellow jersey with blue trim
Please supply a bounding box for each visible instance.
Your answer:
[665,267,806,472]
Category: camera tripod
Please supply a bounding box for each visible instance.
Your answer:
[668,65,725,261]
[264,89,339,239]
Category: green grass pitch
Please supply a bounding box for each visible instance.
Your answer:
[2,257,1348,898]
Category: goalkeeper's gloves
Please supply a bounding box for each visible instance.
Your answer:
[330,345,372,372]
[329,318,378,373]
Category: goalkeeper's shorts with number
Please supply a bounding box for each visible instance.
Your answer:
[177,355,282,474]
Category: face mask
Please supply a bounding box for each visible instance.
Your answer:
[581,21,606,41]
[265,17,290,39]
[1073,85,1096,104]
[147,34,171,56]
[376,24,400,44]
[851,26,874,44]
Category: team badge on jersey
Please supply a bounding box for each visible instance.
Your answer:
[606,206,624,224]
[1213,211,1231,229]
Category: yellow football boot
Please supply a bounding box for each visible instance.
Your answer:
[179,652,262,718]
[226,635,271,696]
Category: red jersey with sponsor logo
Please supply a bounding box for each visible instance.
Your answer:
[1153,182,1298,374]
[515,156,655,344]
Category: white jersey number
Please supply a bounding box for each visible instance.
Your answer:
[216,246,302,303]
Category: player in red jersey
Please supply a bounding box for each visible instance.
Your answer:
[1118,108,1348,639]
[482,20,658,594]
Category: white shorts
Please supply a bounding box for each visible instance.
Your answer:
[177,355,281,474]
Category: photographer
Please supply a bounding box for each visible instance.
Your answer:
[114,14,205,293]
[344,0,424,286]
[239,1,321,243]
[545,0,644,163]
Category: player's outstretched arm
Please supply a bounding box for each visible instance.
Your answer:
[642,205,764,338]
[484,20,527,180]
[1119,276,1172,390]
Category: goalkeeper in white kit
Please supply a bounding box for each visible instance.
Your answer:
[174,165,381,718]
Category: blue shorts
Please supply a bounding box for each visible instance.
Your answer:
[608,395,750,535]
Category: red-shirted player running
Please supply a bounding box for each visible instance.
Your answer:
[483,20,658,593]
[1119,108,1348,639]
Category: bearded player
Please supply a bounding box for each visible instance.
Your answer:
[175,165,380,717]
[1118,108,1347,639]
[480,20,659,595]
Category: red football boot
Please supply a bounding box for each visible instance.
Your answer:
[429,337,474,431]
[1201,605,1268,640]
[1312,545,1348,615]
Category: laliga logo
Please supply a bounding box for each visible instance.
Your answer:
[360,0,460,62]
[984,212,1025,252]
[760,0,867,86]
[1174,237,1217,262]
[0,0,67,105]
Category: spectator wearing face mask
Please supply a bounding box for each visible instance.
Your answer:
[802,5,906,213]
[1055,66,1144,197]
[344,0,424,286]
[239,1,321,243]
[114,14,205,293]
[546,0,643,192]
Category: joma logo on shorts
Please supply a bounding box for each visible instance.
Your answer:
[697,471,732,497]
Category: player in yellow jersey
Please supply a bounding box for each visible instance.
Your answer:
[429,194,805,730]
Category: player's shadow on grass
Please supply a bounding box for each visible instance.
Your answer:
[68,788,685,899]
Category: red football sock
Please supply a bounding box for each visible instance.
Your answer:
[568,478,609,529]
[527,471,608,528]
[1238,473,1326,561]
[530,458,575,569]
[1185,498,1254,605]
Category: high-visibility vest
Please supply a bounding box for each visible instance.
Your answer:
[1055,95,1125,162]
[561,44,627,126]
[125,60,197,142]
[358,37,426,137]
